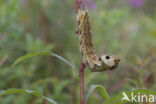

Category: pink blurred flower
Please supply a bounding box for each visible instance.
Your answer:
[129,0,145,8]
[85,0,96,11]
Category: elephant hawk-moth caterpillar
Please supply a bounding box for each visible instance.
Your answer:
[76,9,120,72]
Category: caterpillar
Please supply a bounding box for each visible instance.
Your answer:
[76,9,120,72]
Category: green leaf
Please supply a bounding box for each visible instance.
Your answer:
[0,88,57,104]
[11,51,73,68]
[85,85,109,102]
[105,89,156,104]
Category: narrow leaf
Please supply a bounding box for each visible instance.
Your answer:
[11,51,73,68]
[50,52,73,67]
[0,88,57,104]
[85,85,109,102]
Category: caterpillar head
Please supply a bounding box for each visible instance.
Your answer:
[99,54,120,70]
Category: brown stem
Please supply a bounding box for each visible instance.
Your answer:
[76,0,81,8]
[79,62,85,104]
[0,34,6,42]
[75,0,86,103]
[43,87,46,104]
[0,55,8,67]
[72,80,77,104]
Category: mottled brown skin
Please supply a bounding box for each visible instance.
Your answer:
[76,9,120,72]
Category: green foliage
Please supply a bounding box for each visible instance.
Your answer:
[105,89,156,104]
[85,85,156,104]
[0,88,57,104]
[0,0,155,103]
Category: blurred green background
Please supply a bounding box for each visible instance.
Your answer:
[0,0,155,104]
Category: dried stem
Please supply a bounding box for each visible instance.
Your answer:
[79,62,85,104]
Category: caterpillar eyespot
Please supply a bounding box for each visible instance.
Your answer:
[106,56,110,60]
[99,57,101,61]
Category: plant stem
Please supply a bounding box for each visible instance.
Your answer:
[43,87,46,104]
[75,0,85,103]
[0,55,8,67]
[79,62,85,104]
[76,0,81,6]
